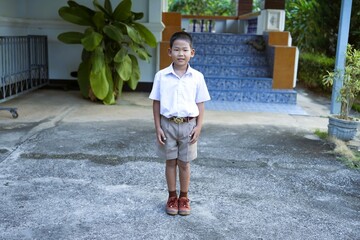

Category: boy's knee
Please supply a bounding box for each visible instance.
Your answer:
[177,160,190,170]
[166,159,177,167]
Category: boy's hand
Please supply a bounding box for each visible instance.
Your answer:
[156,128,166,145]
[189,126,201,144]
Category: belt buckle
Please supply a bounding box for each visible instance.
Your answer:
[173,117,184,124]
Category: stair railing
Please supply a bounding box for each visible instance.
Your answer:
[182,12,260,34]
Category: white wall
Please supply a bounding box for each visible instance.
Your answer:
[0,0,163,82]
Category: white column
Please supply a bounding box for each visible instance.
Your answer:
[145,0,165,77]
[331,0,353,114]
[257,9,285,35]
[146,0,164,42]
[149,0,163,23]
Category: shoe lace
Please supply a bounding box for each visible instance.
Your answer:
[179,198,189,207]
[168,197,178,207]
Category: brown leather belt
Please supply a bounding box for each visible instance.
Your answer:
[166,116,196,124]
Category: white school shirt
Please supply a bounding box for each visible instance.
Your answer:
[149,64,211,118]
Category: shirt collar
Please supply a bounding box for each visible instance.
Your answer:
[164,63,195,77]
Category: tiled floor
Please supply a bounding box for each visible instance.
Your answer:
[205,101,308,115]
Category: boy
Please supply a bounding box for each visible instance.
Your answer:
[149,31,211,216]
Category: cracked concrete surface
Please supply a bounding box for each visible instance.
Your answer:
[0,89,359,240]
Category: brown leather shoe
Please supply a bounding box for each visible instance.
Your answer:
[178,197,191,216]
[166,197,178,215]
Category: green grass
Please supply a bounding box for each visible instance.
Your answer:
[329,137,360,169]
[314,130,360,169]
[314,129,328,140]
[339,151,360,169]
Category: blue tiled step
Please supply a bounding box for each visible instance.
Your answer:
[206,77,273,91]
[209,89,297,104]
[205,101,307,114]
[193,65,271,78]
[193,43,265,55]
[191,54,268,67]
[191,32,263,45]
[189,33,297,105]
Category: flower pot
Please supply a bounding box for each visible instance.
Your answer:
[328,116,359,141]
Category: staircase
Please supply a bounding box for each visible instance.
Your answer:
[190,33,297,105]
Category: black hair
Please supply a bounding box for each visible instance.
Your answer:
[169,31,193,48]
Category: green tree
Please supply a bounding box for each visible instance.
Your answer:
[286,0,360,56]
[285,0,325,54]
[252,0,262,12]
[168,0,236,16]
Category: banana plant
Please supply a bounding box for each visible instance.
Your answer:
[58,0,157,104]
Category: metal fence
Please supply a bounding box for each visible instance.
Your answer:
[0,35,49,104]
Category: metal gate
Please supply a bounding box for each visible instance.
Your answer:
[0,35,48,117]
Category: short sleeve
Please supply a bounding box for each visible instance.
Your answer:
[149,72,161,101]
[195,73,211,103]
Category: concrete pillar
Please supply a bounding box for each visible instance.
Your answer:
[148,0,162,23]
[238,0,253,15]
[331,0,353,114]
[264,0,285,10]
[146,0,164,73]
[268,32,299,90]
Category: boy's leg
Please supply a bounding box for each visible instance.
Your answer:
[178,160,191,215]
[165,159,178,215]
[178,160,190,194]
[166,159,177,192]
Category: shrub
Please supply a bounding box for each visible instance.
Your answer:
[57,0,156,104]
[298,52,334,92]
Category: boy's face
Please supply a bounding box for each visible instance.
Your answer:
[168,39,195,68]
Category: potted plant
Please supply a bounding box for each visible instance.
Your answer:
[322,44,360,141]
[57,0,157,104]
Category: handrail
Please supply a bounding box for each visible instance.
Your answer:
[182,11,260,21]
[181,12,261,34]
[237,11,260,20]
[182,15,238,20]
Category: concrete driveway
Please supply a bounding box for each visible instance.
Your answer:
[0,89,359,240]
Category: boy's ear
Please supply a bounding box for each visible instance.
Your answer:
[168,48,172,57]
[191,48,195,57]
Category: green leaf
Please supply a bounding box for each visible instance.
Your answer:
[102,65,116,104]
[92,11,105,30]
[131,44,151,62]
[93,0,112,18]
[127,55,140,90]
[90,67,109,100]
[77,60,91,98]
[103,25,124,42]
[104,0,113,15]
[132,22,157,48]
[113,0,132,21]
[59,6,93,26]
[115,55,132,80]
[123,23,142,44]
[81,48,92,62]
[67,1,95,16]
[91,46,105,73]
[81,31,103,51]
[114,73,124,97]
[114,48,128,63]
[58,32,84,44]
[131,11,144,21]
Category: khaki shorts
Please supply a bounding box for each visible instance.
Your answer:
[156,116,197,162]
